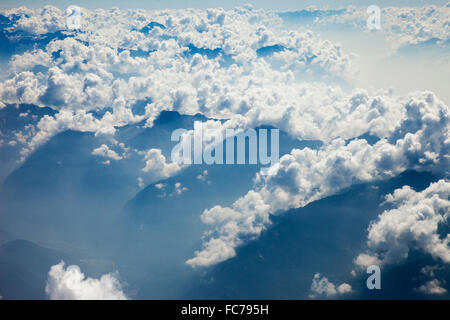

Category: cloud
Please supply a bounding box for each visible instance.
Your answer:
[172,182,188,196]
[309,273,352,298]
[354,254,381,268]
[92,144,123,161]
[17,109,117,161]
[187,92,449,267]
[1,5,449,273]
[355,179,450,267]
[4,6,66,35]
[415,279,447,295]
[0,6,364,163]
[186,190,270,267]
[45,261,128,300]
[309,4,450,51]
[4,6,444,170]
[197,169,209,181]
[142,148,181,180]
[137,176,145,188]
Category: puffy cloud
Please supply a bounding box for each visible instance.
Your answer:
[45,261,128,300]
[309,273,352,298]
[1,5,449,273]
[172,182,188,196]
[92,144,123,161]
[186,190,270,267]
[155,183,166,189]
[337,283,353,294]
[5,6,447,169]
[186,238,238,269]
[355,179,450,267]
[0,6,363,162]
[142,148,181,180]
[4,6,66,35]
[415,279,447,295]
[354,254,381,268]
[18,109,117,161]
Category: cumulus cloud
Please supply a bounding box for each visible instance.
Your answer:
[0,5,362,162]
[355,179,450,267]
[137,176,145,188]
[4,6,447,168]
[0,6,447,158]
[4,6,66,34]
[1,5,449,274]
[309,273,352,298]
[92,144,123,161]
[45,261,128,300]
[142,148,181,180]
[187,190,270,267]
[415,279,447,295]
[17,109,117,161]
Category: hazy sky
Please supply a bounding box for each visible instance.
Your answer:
[0,0,448,10]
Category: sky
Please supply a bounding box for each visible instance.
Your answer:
[0,0,448,10]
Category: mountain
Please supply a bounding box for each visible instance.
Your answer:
[5,107,433,299]
[181,170,445,299]
[116,124,317,298]
[0,108,318,298]
[0,239,71,299]
[0,104,57,183]
[0,110,207,253]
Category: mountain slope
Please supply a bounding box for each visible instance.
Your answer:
[182,170,444,299]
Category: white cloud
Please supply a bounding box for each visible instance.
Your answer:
[45,261,128,300]
[187,92,449,267]
[309,273,352,298]
[137,177,145,188]
[3,6,445,171]
[155,183,166,189]
[337,283,353,294]
[312,4,450,51]
[0,6,363,162]
[172,182,188,196]
[354,254,381,268]
[92,144,123,160]
[142,148,181,180]
[0,5,449,275]
[197,169,208,181]
[5,6,66,35]
[415,279,447,295]
[355,179,450,267]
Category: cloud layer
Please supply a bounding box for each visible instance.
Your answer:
[0,5,448,280]
[187,91,449,267]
